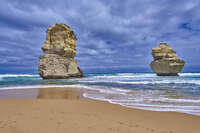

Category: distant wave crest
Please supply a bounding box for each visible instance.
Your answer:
[118,80,200,85]
[0,74,39,80]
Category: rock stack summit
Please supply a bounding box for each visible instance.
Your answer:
[150,43,185,76]
[38,23,83,79]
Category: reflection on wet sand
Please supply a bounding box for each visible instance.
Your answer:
[37,88,83,100]
[0,88,84,100]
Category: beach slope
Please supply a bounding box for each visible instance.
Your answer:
[0,97,199,133]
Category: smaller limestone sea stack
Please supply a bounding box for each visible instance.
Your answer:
[150,43,185,76]
[38,23,83,79]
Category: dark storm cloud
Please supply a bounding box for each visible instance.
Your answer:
[0,0,200,73]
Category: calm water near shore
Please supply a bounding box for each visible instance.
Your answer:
[0,73,200,116]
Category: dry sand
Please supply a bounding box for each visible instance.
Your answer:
[0,88,199,133]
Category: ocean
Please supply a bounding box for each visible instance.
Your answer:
[0,73,200,116]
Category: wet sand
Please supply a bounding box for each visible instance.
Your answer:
[0,87,84,99]
[0,88,199,133]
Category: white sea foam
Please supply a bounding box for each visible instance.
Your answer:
[125,104,200,115]
[112,88,131,92]
[114,102,200,109]
[118,80,200,85]
[83,93,113,103]
[0,84,89,90]
[116,73,157,78]
[179,73,200,76]
[148,97,200,103]
[83,92,200,116]
[108,97,200,104]
[82,73,157,80]
[0,74,39,79]
[75,73,200,85]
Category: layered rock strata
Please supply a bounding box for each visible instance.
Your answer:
[150,43,184,76]
[38,23,83,79]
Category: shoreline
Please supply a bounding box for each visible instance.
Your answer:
[0,87,200,116]
[0,86,199,116]
[1,72,200,117]
[0,87,200,132]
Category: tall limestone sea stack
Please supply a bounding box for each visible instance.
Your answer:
[150,43,185,76]
[38,23,83,79]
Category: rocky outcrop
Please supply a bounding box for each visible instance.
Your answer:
[150,43,184,76]
[38,23,83,79]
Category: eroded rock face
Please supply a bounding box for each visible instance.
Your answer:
[38,23,83,79]
[150,43,185,76]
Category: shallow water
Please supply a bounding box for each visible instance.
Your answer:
[0,73,200,115]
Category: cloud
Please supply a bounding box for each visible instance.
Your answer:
[0,0,200,73]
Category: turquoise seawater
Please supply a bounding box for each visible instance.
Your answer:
[0,73,200,115]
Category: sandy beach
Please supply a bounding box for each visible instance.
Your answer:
[0,87,199,133]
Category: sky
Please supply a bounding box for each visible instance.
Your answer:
[0,0,200,74]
